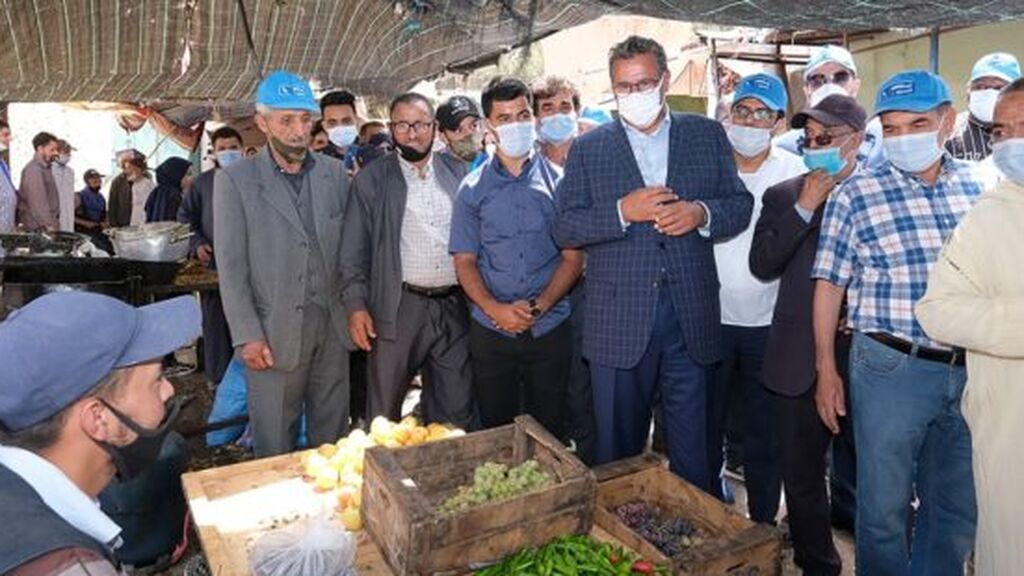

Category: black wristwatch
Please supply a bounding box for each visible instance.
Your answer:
[528,298,542,318]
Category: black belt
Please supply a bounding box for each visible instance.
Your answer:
[866,332,965,366]
[403,283,459,298]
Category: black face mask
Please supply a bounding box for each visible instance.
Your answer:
[391,128,433,163]
[95,397,184,482]
[268,135,308,165]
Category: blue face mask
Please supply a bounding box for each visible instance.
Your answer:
[494,121,537,159]
[884,130,944,174]
[216,149,243,168]
[538,113,578,144]
[992,138,1024,185]
[803,146,848,176]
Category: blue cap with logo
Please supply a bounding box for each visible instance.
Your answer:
[805,45,858,79]
[970,52,1021,84]
[255,70,319,114]
[874,70,952,116]
[733,73,789,113]
[0,293,201,432]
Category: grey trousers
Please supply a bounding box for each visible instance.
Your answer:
[245,305,349,457]
[367,290,474,429]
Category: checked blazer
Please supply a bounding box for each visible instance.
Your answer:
[554,112,753,369]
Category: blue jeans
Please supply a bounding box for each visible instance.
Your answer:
[850,333,976,576]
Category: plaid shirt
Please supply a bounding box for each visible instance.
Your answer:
[812,156,989,348]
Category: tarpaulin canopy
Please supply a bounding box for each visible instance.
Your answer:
[0,0,1021,104]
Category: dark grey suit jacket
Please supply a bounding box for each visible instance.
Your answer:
[213,149,350,372]
[339,152,468,341]
[749,174,821,396]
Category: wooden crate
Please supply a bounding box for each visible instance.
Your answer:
[593,454,781,576]
[361,415,596,575]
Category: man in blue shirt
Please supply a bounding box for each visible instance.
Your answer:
[450,76,584,437]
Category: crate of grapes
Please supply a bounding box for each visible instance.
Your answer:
[361,415,596,575]
[593,454,781,576]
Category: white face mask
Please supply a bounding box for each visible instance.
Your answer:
[327,124,358,148]
[968,89,1000,124]
[726,124,772,158]
[0,143,7,153]
[616,85,664,129]
[808,83,850,107]
[992,138,1024,185]
[494,121,537,159]
[884,130,945,173]
[56,154,70,166]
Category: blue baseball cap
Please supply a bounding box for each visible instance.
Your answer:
[874,70,952,116]
[970,53,1021,84]
[578,106,613,126]
[805,45,858,79]
[733,73,788,113]
[255,70,319,113]
[0,293,201,432]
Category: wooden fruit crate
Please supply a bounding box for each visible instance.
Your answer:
[593,454,781,576]
[361,415,596,575]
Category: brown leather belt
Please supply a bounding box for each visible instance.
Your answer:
[403,283,459,298]
[866,332,965,366]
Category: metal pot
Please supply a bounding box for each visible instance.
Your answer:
[107,223,192,262]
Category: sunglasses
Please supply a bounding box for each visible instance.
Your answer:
[806,70,855,90]
[798,130,856,150]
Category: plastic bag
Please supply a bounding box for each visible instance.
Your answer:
[249,515,357,576]
[206,358,248,446]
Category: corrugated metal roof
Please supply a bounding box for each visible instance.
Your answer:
[0,0,1020,104]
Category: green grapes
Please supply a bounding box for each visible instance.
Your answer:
[439,459,552,514]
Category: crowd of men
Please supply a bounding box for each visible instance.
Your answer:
[0,35,1022,576]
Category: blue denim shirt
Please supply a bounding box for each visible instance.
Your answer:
[449,153,569,338]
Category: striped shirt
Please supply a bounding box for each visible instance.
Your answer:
[945,112,992,162]
[812,156,989,348]
[399,156,458,288]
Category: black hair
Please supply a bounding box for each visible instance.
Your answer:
[481,76,533,118]
[0,119,9,130]
[32,131,58,150]
[320,90,357,115]
[360,120,386,139]
[389,92,435,118]
[1002,77,1024,96]
[311,120,326,137]
[210,126,243,147]
[608,36,668,78]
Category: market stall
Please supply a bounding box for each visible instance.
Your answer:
[182,416,780,575]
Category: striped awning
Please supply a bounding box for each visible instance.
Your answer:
[0,0,1021,104]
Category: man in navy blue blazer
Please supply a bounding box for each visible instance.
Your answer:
[554,36,753,488]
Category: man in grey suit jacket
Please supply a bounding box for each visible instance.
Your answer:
[340,92,474,429]
[214,71,351,457]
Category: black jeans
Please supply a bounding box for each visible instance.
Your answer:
[469,319,572,439]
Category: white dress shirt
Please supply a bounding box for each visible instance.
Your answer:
[52,163,76,232]
[714,146,807,327]
[0,445,122,550]
[399,155,458,288]
[129,177,156,226]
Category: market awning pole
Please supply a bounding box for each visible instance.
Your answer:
[929,27,940,74]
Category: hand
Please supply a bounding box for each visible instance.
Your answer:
[196,243,213,266]
[815,367,847,435]
[348,310,377,352]
[619,186,677,223]
[486,301,534,334]
[797,170,838,213]
[241,340,275,371]
[654,201,705,236]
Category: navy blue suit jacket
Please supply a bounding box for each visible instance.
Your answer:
[554,113,753,368]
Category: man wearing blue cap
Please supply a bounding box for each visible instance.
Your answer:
[776,44,887,171]
[214,70,352,457]
[947,52,1021,162]
[0,292,200,575]
[708,73,806,521]
[813,70,993,574]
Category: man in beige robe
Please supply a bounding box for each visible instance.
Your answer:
[916,78,1024,576]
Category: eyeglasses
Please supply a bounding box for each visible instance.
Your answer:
[613,77,662,96]
[391,121,435,135]
[732,104,778,123]
[806,70,854,90]
[799,129,856,150]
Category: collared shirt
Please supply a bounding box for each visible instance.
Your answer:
[52,163,76,232]
[622,112,671,187]
[449,153,569,337]
[0,158,16,233]
[129,177,155,226]
[715,146,807,327]
[17,157,61,231]
[0,446,122,550]
[270,152,330,308]
[777,117,887,170]
[812,156,989,348]
[399,155,458,288]
[945,112,993,162]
